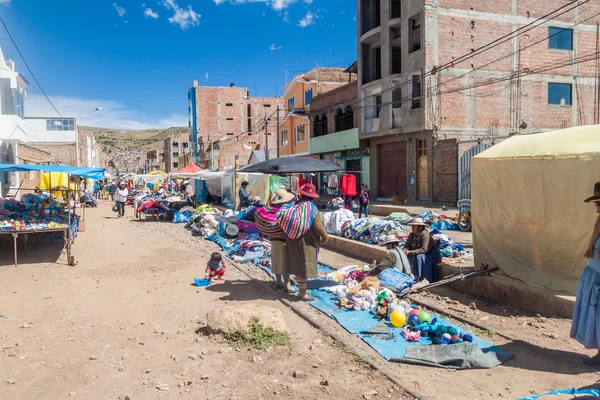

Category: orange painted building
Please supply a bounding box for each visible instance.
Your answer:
[278,67,356,157]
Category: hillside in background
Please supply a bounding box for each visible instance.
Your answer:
[82,126,189,155]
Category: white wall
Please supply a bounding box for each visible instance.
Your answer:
[25,118,77,143]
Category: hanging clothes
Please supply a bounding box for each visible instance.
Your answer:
[340,174,357,196]
[327,173,339,190]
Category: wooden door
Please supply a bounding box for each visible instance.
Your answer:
[417,139,428,200]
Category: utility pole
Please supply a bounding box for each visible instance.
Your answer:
[276,105,280,158]
[264,113,269,160]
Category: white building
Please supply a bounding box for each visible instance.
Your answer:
[0,47,30,196]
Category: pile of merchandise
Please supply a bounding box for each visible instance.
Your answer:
[0,194,72,231]
[321,265,473,345]
[322,209,409,245]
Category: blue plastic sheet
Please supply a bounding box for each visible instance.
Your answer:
[431,220,459,231]
[308,288,507,362]
[518,388,600,400]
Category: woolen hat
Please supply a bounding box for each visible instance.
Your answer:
[271,189,295,205]
[584,181,600,203]
[299,183,320,199]
[409,217,427,226]
[380,234,401,245]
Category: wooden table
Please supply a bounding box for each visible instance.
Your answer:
[0,227,70,267]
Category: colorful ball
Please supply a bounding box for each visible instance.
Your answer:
[407,314,421,326]
[462,334,473,343]
[437,325,448,335]
[408,309,420,316]
[451,335,461,341]
[389,310,407,328]
[432,337,441,345]
[450,338,461,344]
[442,333,452,341]
[417,311,432,323]
[447,327,458,336]
[439,338,450,345]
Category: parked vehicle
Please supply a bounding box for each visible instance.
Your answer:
[457,199,472,232]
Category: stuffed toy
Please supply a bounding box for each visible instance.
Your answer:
[348,276,381,296]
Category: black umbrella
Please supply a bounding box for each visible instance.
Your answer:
[240,157,342,174]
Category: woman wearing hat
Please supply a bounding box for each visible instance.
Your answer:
[285,183,329,301]
[255,189,295,293]
[571,182,600,365]
[404,218,439,283]
[369,234,413,278]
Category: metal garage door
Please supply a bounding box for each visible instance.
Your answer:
[378,141,407,198]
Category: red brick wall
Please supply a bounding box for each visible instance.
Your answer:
[310,81,358,135]
[433,138,458,204]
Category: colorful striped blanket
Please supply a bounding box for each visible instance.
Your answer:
[255,205,285,239]
[276,202,319,240]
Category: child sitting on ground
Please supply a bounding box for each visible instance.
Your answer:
[205,252,226,282]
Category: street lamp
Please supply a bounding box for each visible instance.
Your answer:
[75,108,102,166]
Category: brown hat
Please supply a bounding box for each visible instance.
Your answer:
[584,181,600,203]
[271,189,294,205]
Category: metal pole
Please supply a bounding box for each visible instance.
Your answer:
[264,114,269,160]
[276,105,280,158]
[234,155,239,210]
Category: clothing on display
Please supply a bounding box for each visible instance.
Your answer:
[340,174,357,196]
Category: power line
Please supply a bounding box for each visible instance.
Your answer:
[0,16,63,117]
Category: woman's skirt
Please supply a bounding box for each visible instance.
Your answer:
[284,236,318,279]
[270,240,287,275]
[571,260,600,349]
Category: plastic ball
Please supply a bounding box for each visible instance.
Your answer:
[462,334,473,343]
[439,338,450,345]
[408,309,420,316]
[432,337,441,345]
[447,327,458,336]
[390,310,407,328]
[431,330,442,339]
[442,333,452,341]
[451,335,461,341]
[450,338,461,344]
[437,325,448,335]
[407,314,421,326]
[417,311,432,323]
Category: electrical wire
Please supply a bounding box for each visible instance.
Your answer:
[0,16,63,117]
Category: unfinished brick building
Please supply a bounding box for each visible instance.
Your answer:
[187,83,284,170]
[358,0,600,204]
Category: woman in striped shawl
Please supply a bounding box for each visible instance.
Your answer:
[283,184,328,301]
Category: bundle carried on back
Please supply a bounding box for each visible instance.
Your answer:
[276,202,318,240]
[255,205,286,239]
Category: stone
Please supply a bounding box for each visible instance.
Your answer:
[89,357,98,360]
[469,302,477,310]
[5,379,15,384]
[363,389,378,399]
[145,369,152,374]
[319,380,329,387]
[252,356,262,363]
[292,371,305,378]
[69,392,76,397]
[205,304,288,335]
[201,375,210,380]
[156,384,169,391]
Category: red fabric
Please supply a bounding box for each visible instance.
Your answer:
[207,268,225,279]
[298,177,306,191]
[177,163,203,173]
[340,174,357,196]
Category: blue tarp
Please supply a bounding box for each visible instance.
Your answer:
[519,388,600,399]
[0,164,105,181]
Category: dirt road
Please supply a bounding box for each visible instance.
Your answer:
[0,203,401,400]
[1,202,599,400]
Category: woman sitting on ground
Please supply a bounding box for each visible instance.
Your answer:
[369,234,413,278]
[403,218,440,283]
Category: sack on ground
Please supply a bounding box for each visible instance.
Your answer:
[378,268,414,292]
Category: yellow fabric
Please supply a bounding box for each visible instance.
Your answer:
[148,170,167,176]
[472,125,600,295]
[38,172,76,190]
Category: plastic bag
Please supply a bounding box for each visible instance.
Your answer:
[112,203,118,212]
[378,268,414,292]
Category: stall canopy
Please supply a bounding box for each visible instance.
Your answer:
[0,164,105,181]
[177,163,202,174]
[148,170,167,176]
[472,125,600,295]
[240,157,342,173]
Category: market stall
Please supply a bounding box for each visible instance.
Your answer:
[0,164,105,267]
[472,125,600,295]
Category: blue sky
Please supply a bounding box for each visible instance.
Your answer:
[0,0,357,129]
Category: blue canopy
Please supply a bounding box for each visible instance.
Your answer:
[0,164,105,181]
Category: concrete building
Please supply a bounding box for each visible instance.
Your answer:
[164,134,190,172]
[25,117,78,166]
[187,83,284,170]
[279,67,357,157]
[357,0,600,203]
[145,149,164,172]
[309,80,370,195]
[0,47,29,196]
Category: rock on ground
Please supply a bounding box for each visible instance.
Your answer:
[206,303,288,334]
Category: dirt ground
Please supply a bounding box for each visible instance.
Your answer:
[1,202,599,400]
[0,202,403,400]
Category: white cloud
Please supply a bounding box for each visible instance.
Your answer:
[213,0,295,10]
[297,10,314,27]
[269,43,282,51]
[144,8,159,19]
[113,2,127,17]
[25,95,188,130]
[0,0,11,5]
[162,0,200,30]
